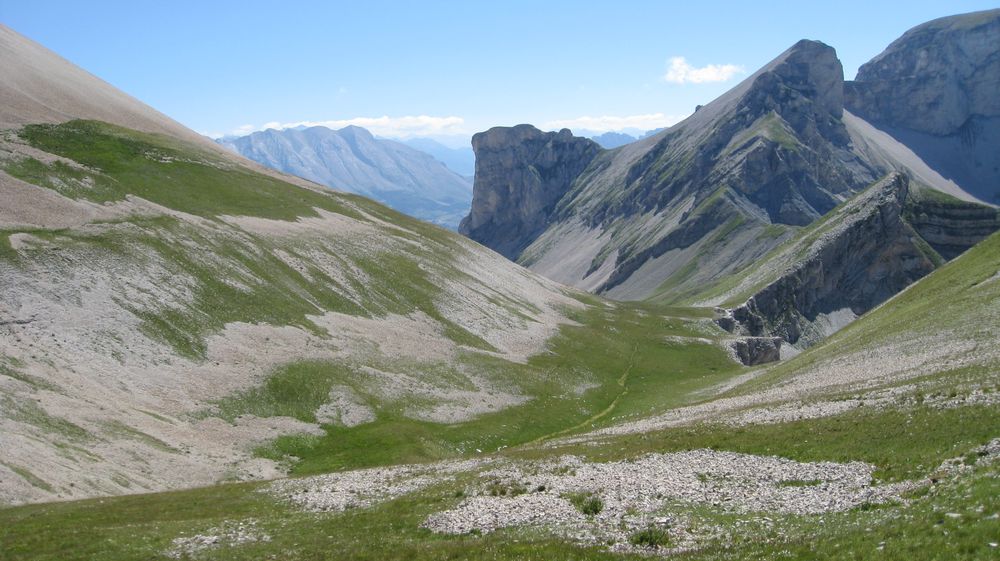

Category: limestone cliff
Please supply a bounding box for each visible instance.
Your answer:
[459,125,600,259]
[459,12,1000,355]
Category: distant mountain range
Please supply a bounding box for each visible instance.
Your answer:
[218,126,473,228]
[586,129,664,149]
[400,137,475,177]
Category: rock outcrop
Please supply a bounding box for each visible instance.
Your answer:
[459,125,600,259]
[462,40,879,300]
[459,11,1000,353]
[905,195,1000,260]
[718,173,999,347]
[731,337,783,366]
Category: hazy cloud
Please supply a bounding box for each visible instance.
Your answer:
[663,57,743,84]
[543,113,688,133]
[213,115,466,139]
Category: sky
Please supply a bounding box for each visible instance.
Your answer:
[3,1,997,145]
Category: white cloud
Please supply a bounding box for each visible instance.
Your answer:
[663,57,743,84]
[231,124,258,136]
[215,115,466,139]
[542,113,688,134]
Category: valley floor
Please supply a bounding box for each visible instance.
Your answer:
[2,277,998,559]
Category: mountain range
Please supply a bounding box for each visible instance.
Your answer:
[219,126,473,228]
[587,129,664,149]
[461,10,1000,352]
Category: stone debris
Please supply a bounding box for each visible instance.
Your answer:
[165,519,270,558]
[422,450,913,551]
[724,383,1000,427]
[266,458,489,512]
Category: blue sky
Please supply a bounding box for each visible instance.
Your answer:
[3,1,996,144]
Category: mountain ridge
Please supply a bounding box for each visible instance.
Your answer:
[219,125,473,228]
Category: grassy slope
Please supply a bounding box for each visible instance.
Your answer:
[218,302,737,474]
[0,120,740,481]
[1,402,995,561]
[739,228,1000,395]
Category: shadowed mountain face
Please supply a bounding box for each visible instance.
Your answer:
[845,8,1000,205]
[220,126,473,228]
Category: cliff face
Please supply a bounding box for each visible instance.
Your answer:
[845,9,1000,136]
[459,125,601,259]
[845,9,1000,204]
[459,11,1000,355]
[596,40,871,229]
[905,195,1000,260]
[720,174,932,345]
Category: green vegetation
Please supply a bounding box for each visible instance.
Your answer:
[776,479,823,488]
[628,525,672,548]
[0,362,58,392]
[3,396,91,441]
[100,421,177,454]
[759,111,800,151]
[1,399,997,560]
[564,492,604,515]
[7,120,362,221]
[0,232,19,260]
[541,404,1000,483]
[0,462,54,493]
[486,480,528,497]
[242,303,739,475]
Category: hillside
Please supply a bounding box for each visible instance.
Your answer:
[464,40,882,302]
[0,25,678,506]
[219,126,473,228]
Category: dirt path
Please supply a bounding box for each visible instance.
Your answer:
[529,344,639,444]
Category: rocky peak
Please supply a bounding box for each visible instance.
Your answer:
[845,9,1000,136]
[738,39,847,144]
[761,39,844,118]
[459,125,601,259]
